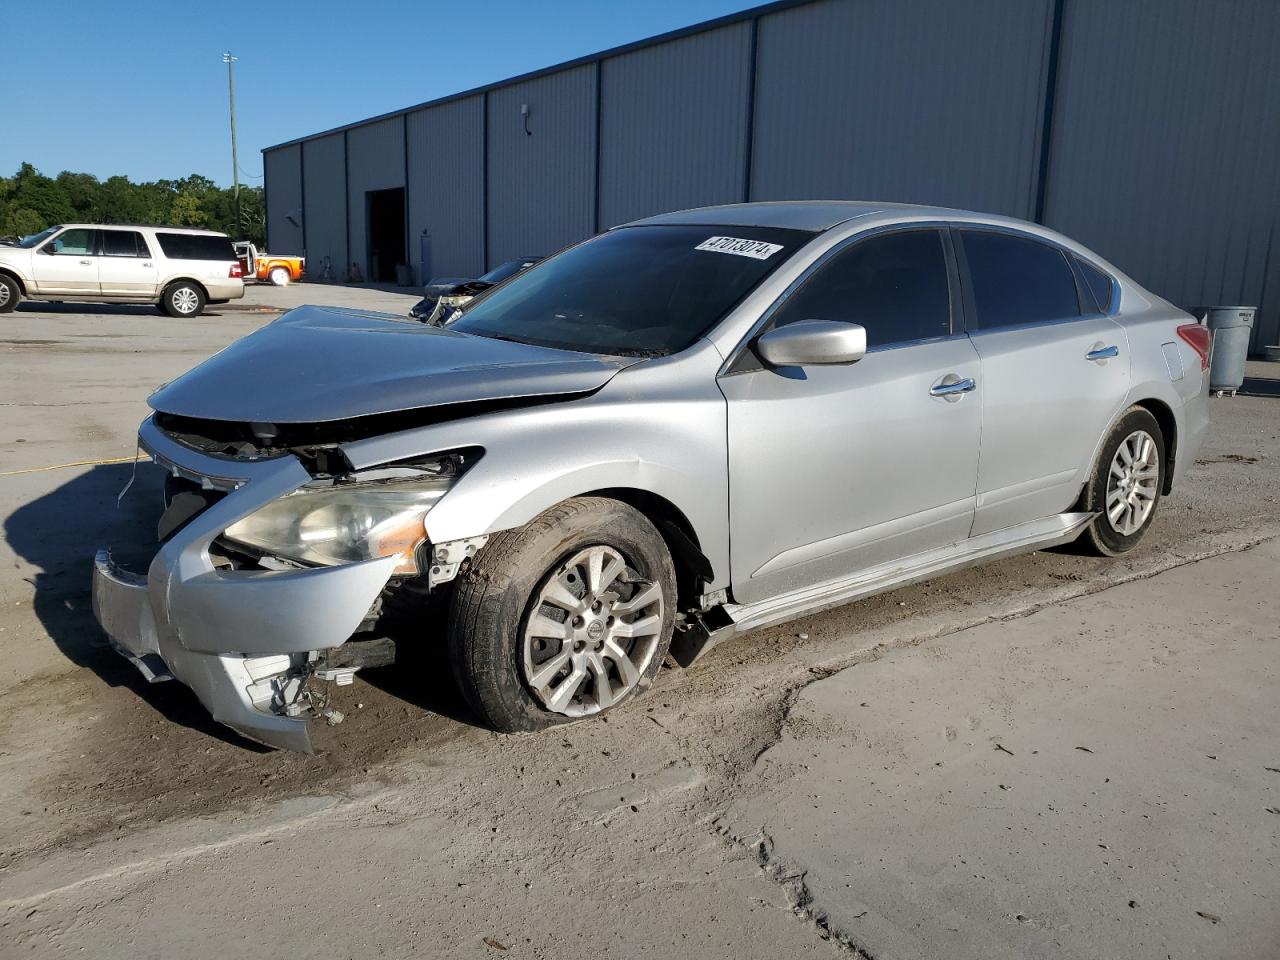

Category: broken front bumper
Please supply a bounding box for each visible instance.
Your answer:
[91,418,400,752]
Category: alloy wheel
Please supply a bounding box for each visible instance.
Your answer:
[521,545,665,717]
[0,283,10,308]
[173,287,199,314]
[1106,429,1159,536]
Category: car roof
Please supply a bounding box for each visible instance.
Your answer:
[56,223,229,236]
[622,200,992,232]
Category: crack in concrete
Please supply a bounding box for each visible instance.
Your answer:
[711,531,1278,958]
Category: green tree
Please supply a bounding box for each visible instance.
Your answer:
[0,163,265,244]
[2,208,45,237]
[170,190,208,226]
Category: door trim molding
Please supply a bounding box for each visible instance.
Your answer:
[727,511,1095,633]
[752,496,974,578]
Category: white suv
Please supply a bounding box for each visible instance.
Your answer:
[0,224,245,318]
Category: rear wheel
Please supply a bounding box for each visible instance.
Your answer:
[1077,406,1165,556]
[0,274,20,313]
[161,281,206,318]
[448,497,677,732]
[268,265,290,286]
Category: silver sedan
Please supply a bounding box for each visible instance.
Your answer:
[93,202,1210,750]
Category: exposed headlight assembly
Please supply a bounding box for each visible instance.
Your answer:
[223,452,474,575]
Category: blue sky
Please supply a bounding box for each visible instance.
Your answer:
[7,0,760,186]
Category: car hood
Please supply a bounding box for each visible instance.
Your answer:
[148,305,635,424]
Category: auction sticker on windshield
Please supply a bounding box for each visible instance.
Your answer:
[695,236,785,260]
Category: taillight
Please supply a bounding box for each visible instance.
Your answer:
[229,262,243,279]
[1176,322,1211,370]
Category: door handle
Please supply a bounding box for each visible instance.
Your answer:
[930,375,977,400]
[79,259,92,266]
[1086,344,1119,362]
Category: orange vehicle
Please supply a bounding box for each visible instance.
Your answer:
[234,241,305,285]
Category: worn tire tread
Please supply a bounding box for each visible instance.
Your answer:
[447,497,675,732]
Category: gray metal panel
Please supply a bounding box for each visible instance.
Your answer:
[487,64,597,266]
[302,133,347,279]
[346,117,407,276]
[263,145,303,253]
[750,0,1053,218]
[1044,0,1280,352]
[598,23,752,228]
[406,97,485,280]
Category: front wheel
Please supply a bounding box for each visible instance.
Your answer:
[268,265,290,286]
[1077,406,1165,556]
[0,274,20,313]
[447,497,677,732]
[161,281,206,318]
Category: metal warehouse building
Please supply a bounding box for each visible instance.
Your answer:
[263,0,1280,352]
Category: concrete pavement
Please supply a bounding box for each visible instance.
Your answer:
[2,291,1278,958]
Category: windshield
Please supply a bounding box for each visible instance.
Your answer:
[18,227,59,249]
[478,258,538,284]
[449,225,811,356]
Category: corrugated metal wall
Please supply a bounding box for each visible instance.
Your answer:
[263,144,303,254]
[265,0,1280,349]
[751,0,1053,218]
[301,133,347,280]
[486,65,597,265]
[345,117,406,278]
[598,23,753,228]
[1044,0,1280,351]
[406,96,485,280]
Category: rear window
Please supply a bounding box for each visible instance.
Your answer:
[155,233,235,261]
[959,230,1081,330]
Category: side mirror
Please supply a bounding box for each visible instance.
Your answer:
[755,320,867,367]
[41,244,58,255]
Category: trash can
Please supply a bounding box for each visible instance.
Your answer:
[1204,306,1255,395]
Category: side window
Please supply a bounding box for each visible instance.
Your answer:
[155,233,236,261]
[102,230,149,258]
[770,230,951,348]
[959,231,1081,330]
[1075,257,1114,314]
[46,229,96,256]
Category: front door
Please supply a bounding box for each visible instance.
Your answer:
[953,228,1132,536]
[98,229,159,296]
[720,228,983,605]
[32,228,100,295]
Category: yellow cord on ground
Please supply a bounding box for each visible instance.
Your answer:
[0,454,137,478]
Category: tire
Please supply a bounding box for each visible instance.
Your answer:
[0,274,20,313]
[268,265,290,286]
[161,281,206,318]
[448,496,678,732]
[1076,406,1166,556]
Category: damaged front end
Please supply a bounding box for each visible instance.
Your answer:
[92,414,485,751]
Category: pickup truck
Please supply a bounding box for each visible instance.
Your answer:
[234,241,305,286]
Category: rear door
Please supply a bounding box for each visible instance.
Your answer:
[98,229,158,296]
[955,227,1130,536]
[721,227,982,604]
[31,228,100,295]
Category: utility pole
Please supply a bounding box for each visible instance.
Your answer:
[222,52,241,239]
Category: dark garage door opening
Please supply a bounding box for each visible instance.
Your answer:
[367,187,406,283]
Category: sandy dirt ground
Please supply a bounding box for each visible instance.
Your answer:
[1,289,1277,958]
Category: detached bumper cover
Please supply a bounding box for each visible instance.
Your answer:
[91,418,400,751]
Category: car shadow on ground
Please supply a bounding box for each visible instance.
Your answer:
[5,462,265,750]
[14,302,241,319]
[358,641,478,729]
[6,462,485,750]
